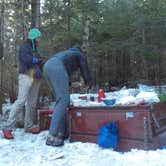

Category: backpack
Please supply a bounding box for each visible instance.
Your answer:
[98,122,118,149]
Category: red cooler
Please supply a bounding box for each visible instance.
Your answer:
[38,109,53,131]
[38,109,69,137]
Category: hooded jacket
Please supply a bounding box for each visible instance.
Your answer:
[51,47,92,87]
[18,41,43,79]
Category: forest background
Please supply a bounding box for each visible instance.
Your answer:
[0,0,166,108]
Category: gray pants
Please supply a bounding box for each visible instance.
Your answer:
[43,57,70,136]
[5,74,40,130]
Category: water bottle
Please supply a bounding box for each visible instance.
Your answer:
[98,89,105,102]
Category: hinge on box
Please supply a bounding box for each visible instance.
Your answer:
[143,117,148,151]
[151,113,160,128]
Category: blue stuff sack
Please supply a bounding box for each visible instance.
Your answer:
[98,122,118,149]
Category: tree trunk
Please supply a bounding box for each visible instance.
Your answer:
[67,0,71,48]
[82,17,90,54]
[0,0,4,59]
[31,0,41,28]
[22,0,28,40]
[0,0,5,113]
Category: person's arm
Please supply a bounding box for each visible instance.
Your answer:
[79,52,92,89]
[19,44,43,79]
[19,44,42,65]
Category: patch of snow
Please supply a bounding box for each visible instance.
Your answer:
[0,129,166,166]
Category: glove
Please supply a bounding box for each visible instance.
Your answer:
[32,57,42,64]
[86,85,92,93]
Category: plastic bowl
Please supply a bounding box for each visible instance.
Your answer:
[103,98,116,106]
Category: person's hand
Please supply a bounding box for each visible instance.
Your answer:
[86,85,92,93]
[32,57,42,64]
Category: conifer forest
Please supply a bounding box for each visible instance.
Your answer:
[0,0,166,107]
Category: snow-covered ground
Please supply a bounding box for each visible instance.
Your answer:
[0,129,166,166]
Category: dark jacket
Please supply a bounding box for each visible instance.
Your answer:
[18,41,43,79]
[53,47,92,87]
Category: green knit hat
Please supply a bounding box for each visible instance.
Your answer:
[28,28,41,40]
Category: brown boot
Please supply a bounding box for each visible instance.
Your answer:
[46,133,64,147]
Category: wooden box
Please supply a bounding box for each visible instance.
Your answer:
[68,102,166,152]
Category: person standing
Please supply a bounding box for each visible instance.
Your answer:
[2,28,43,139]
[43,42,92,147]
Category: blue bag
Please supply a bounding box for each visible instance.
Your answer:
[98,122,118,149]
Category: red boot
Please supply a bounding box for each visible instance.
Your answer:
[2,129,14,139]
[29,127,40,134]
[25,125,40,134]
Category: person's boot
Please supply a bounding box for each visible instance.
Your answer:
[46,133,64,147]
[2,129,14,139]
[25,125,40,134]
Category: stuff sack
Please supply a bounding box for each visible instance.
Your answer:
[98,122,118,149]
